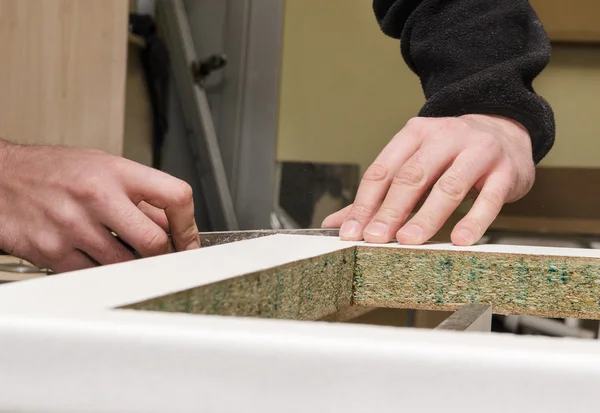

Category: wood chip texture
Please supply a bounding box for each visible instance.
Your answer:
[123,242,600,321]
[124,249,355,321]
[354,246,600,320]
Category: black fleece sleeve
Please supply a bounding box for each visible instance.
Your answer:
[372,0,555,164]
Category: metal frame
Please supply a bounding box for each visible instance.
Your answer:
[156,0,239,231]
[230,0,284,229]
[154,0,284,231]
[435,304,492,332]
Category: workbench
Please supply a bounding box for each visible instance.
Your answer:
[0,232,599,412]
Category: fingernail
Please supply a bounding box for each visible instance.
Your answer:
[457,228,473,244]
[340,220,361,239]
[365,221,388,237]
[399,224,422,240]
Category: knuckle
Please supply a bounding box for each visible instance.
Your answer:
[52,211,77,231]
[348,203,376,220]
[140,229,169,256]
[38,238,66,262]
[393,164,426,187]
[523,171,535,192]
[362,163,389,182]
[403,117,428,140]
[106,154,130,171]
[480,188,506,209]
[436,174,468,199]
[51,202,81,230]
[440,116,461,131]
[478,134,502,152]
[72,174,109,203]
[172,181,194,206]
[376,205,404,220]
[405,116,425,129]
[518,161,536,191]
[509,174,533,203]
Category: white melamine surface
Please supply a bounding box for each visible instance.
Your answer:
[0,234,355,314]
[1,310,599,412]
[0,234,599,412]
[1,234,598,316]
[366,236,600,258]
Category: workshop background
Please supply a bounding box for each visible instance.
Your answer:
[0,0,599,336]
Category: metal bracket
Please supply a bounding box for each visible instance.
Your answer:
[191,54,227,86]
[435,304,492,332]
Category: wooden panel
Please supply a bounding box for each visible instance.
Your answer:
[489,216,600,237]
[530,0,600,43]
[125,249,356,321]
[122,234,600,322]
[0,0,129,155]
[501,167,600,220]
[123,36,153,166]
[354,244,600,320]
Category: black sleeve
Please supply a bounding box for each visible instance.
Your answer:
[372,0,555,164]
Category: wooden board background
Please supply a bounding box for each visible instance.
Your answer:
[492,167,600,236]
[0,0,129,155]
[501,167,600,220]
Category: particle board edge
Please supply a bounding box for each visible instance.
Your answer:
[121,248,357,321]
[353,245,600,320]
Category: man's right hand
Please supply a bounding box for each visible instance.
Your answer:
[0,142,200,273]
[322,114,536,246]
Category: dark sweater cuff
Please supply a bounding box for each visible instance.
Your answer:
[418,68,556,164]
[390,0,556,164]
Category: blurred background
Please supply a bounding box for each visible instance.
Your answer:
[1,0,600,337]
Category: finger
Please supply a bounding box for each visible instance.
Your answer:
[339,131,422,240]
[101,198,174,258]
[51,250,97,273]
[363,142,457,243]
[121,166,199,251]
[412,188,432,213]
[397,145,501,245]
[322,188,430,230]
[451,171,511,246]
[78,225,137,265]
[138,201,169,232]
[321,204,352,228]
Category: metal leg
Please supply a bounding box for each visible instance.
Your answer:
[516,316,595,339]
[406,309,416,328]
[565,318,580,329]
[435,304,492,332]
[156,0,238,231]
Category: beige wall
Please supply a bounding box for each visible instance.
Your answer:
[276,0,600,172]
[276,0,423,174]
[536,46,600,167]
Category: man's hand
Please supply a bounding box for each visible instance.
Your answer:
[322,114,535,245]
[0,143,200,273]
